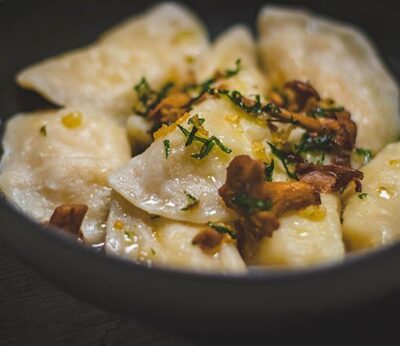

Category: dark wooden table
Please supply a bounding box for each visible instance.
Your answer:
[1,239,399,345]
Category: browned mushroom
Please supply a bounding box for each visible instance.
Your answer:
[192,227,225,255]
[148,92,192,125]
[47,204,88,240]
[295,162,363,193]
[219,155,321,240]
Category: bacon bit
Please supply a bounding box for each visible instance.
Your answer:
[219,155,321,240]
[283,80,321,112]
[295,162,363,193]
[192,227,224,255]
[47,204,88,240]
[148,92,192,125]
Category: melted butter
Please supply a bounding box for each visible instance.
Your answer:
[388,159,400,168]
[298,205,326,221]
[61,111,83,129]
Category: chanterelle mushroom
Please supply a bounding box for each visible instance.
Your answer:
[47,204,88,239]
[218,155,321,240]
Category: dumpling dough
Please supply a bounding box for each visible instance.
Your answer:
[17,3,209,118]
[106,193,245,273]
[109,26,272,223]
[343,142,400,250]
[258,6,400,153]
[0,109,131,244]
[245,194,344,266]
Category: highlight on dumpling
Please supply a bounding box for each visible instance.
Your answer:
[1,3,399,273]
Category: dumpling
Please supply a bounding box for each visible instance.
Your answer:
[109,26,272,223]
[244,194,344,266]
[17,3,209,119]
[106,193,245,273]
[258,6,400,153]
[0,109,131,244]
[343,142,400,251]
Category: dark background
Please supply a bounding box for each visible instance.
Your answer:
[1,0,400,344]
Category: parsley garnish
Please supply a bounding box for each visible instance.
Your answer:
[264,160,274,182]
[39,125,47,137]
[231,194,272,214]
[355,148,372,164]
[178,116,232,160]
[181,191,199,211]
[134,78,174,116]
[223,59,242,78]
[267,142,298,180]
[207,222,238,239]
[163,139,170,159]
[358,192,368,200]
[219,90,264,115]
[296,133,332,154]
[185,59,242,106]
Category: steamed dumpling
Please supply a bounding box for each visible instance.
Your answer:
[258,6,400,153]
[244,194,344,266]
[0,109,131,244]
[106,193,245,273]
[109,26,272,223]
[343,142,400,250]
[17,3,209,118]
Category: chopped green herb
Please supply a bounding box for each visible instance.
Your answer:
[219,89,264,115]
[150,248,156,255]
[185,59,242,106]
[296,133,332,154]
[358,192,368,200]
[181,191,199,211]
[178,117,232,159]
[267,142,298,180]
[134,77,174,116]
[223,59,242,78]
[163,139,170,158]
[264,160,274,182]
[207,222,238,239]
[355,148,372,164]
[39,125,47,137]
[124,230,135,241]
[231,194,272,214]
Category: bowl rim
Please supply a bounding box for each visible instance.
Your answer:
[1,195,397,284]
[1,0,399,286]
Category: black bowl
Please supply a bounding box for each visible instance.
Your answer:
[1,0,400,333]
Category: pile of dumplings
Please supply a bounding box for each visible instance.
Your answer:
[1,3,399,273]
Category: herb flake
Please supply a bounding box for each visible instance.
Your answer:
[163,139,170,158]
[181,191,199,211]
[358,192,368,200]
[267,142,298,180]
[207,222,238,239]
[355,148,372,164]
[231,194,272,214]
[264,160,274,182]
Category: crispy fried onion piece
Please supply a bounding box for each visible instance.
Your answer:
[219,155,321,240]
[47,204,88,239]
[192,227,225,255]
[148,92,192,125]
[296,163,363,193]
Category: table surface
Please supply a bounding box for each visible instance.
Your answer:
[1,240,399,346]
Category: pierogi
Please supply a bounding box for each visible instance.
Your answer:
[1,3,399,273]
